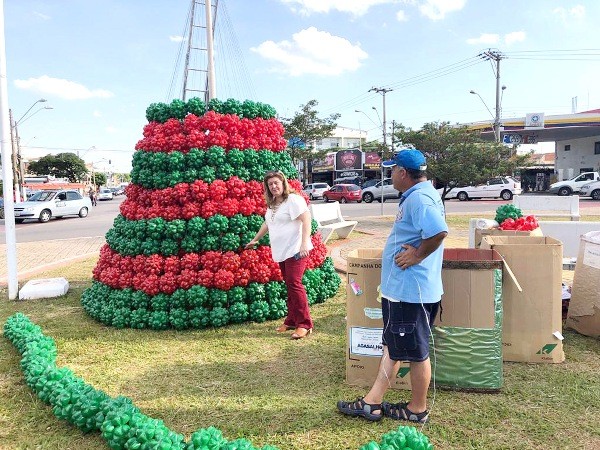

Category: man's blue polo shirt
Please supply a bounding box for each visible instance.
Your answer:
[380,181,448,304]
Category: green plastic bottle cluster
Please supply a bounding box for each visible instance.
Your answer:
[494,204,523,224]
[145,98,277,123]
[82,259,338,330]
[4,313,435,449]
[130,147,297,189]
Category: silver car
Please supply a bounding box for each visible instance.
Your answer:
[303,182,330,200]
[14,189,92,223]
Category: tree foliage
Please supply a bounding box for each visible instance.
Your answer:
[90,172,107,188]
[27,153,88,183]
[281,100,340,165]
[393,122,532,199]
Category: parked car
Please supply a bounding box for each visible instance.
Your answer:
[439,176,522,201]
[13,190,92,223]
[548,171,600,196]
[97,188,114,201]
[322,184,362,203]
[361,179,380,189]
[302,182,330,200]
[110,187,124,196]
[361,178,400,203]
[579,180,600,200]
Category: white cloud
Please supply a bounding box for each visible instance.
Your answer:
[14,76,114,100]
[33,11,51,20]
[466,33,499,45]
[169,35,186,42]
[251,27,368,76]
[105,126,118,134]
[279,0,396,16]
[396,10,408,21]
[504,31,526,45]
[93,110,102,118]
[418,0,466,20]
[553,5,586,21]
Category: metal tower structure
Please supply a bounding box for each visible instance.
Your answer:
[182,0,218,102]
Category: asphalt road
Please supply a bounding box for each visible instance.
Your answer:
[6,196,125,243]
[2,194,599,244]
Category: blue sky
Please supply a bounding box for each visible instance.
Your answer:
[4,0,600,173]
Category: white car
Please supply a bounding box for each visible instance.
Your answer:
[439,176,522,201]
[579,180,600,200]
[14,190,92,223]
[303,182,330,200]
[361,178,400,203]
[97,188,114,201]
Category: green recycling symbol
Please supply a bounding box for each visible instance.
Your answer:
[397,367,411,378]
[536,344,557,355]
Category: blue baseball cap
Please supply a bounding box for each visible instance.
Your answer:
[382,149,427,170]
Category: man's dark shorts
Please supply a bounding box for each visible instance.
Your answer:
[381,297,440,362]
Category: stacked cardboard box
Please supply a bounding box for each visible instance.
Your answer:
[481,236,564,363]
[567,231,600,338]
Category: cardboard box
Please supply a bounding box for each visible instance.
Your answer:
[437,249,502,329]
[433,248,504,390]
[346,249,411,390]
[481,236,565,363]
[474,227,543,249]
[566,231,600,338]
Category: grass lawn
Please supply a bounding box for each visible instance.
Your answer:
[1,222,600,449]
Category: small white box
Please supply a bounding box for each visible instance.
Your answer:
[19,278,70,300]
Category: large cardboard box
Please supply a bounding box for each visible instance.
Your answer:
[566,231,600,338]
[481,236,565,363]
[346,249,411,390]
[474,227,543,249]
[433,248,504,390]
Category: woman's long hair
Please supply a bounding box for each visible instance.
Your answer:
[263,171,296,208]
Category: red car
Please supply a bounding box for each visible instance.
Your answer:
[322,184,362,203]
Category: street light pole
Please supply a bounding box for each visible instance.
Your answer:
[10,100,52,199]
[369,87,393,215]
[477,49,505,142]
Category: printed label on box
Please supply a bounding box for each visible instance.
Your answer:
[349,278,363,295]
[364,307,383,320]
[350,327,383,356]
[583,242,600,269]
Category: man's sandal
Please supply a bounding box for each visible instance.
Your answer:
[382,402,429,423]
[337,397,383,422]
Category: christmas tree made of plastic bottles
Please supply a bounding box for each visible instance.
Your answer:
[82,98,340,330]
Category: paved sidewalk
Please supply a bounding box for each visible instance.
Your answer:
[0,236,106,285]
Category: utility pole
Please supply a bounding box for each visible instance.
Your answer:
[369,86,393,214]
[479,49,504,142]
[8,109,21,201]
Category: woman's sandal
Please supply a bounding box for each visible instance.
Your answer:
[291,327,312,340]
[337,397,383,422]
[275,324,295,333]
[382,402,429,423]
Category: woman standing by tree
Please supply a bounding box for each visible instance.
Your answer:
[245,170,314,339]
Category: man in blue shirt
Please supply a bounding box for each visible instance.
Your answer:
[338,149,448,423]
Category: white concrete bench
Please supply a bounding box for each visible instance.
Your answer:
[309,201,358,243]
[513,195,580,221]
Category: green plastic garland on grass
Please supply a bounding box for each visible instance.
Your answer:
[4,313,434,450]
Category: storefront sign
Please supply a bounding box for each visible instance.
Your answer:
[335,149,363,171]
[312,153,335,173]
[364,152,381,169]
